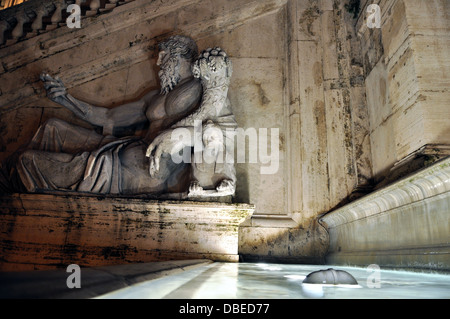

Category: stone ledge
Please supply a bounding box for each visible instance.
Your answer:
[0,193,254,271]
[240,214,299,228]
[321,157,450,227]
[320,157,450,272]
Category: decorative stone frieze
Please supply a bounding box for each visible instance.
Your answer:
[0,0,134,46]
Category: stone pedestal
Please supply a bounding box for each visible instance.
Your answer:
[359,0,450,184]
[0,193,254,271]
[320,157,450,272]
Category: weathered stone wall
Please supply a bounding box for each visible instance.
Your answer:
[239,0,373,262]
[320,0,450,272]
[358,0,450,186]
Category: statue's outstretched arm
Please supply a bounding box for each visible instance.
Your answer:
[40,73,149,135]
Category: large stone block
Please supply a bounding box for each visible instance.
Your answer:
[0,193,254,271]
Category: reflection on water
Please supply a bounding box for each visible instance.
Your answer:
[97,262,450,299]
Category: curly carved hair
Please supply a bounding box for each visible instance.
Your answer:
[192,47,233,82]
[158,35,198,61]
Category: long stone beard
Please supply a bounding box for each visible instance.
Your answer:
[158,57,181,95]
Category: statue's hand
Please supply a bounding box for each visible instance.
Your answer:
[216,179,235,194]
[146,129,184,178]
[40,73,67,104]
[188,180,204,196]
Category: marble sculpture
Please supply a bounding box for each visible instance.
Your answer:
[0,35,237,198]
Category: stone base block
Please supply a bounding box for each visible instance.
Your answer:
[0,193,254,271]
[238,215,329,264]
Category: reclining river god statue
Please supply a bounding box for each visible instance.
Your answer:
[0,35,237,198]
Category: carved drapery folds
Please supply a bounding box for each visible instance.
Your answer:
[0,0,134,46]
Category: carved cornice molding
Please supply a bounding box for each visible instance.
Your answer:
[0,0,134,47]
[320,156,450,228]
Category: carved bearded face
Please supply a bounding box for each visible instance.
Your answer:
[157,35,198,95]
[157,50,180,95]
